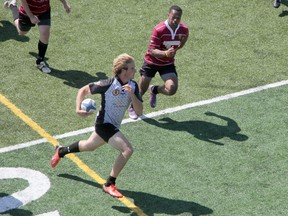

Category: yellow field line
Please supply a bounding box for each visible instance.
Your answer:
[0,93,147,216]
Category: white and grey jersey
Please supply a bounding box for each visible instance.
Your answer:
[89,77,142,129]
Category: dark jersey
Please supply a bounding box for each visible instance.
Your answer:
[89,77,142,128]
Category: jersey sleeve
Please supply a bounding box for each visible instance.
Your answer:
[181,23,189,37]
[149,27,162,50]
[89,78,114,94]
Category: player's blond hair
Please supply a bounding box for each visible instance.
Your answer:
[113,53,135,75]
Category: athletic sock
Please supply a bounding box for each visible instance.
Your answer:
[10,6,19,21]
[36,40,48,65]
[105,176,116,187]
[59,141,80,158]
[152,85,159,94]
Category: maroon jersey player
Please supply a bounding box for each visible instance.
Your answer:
[144,18,189,66]
[4,0,71,73]
[128,5,189,119]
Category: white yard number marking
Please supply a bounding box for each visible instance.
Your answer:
[0,167,59,216]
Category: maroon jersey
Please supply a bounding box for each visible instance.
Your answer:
[144,20,189,66]
[19,0,50,16]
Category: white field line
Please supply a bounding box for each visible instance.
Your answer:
[1,80,288,153]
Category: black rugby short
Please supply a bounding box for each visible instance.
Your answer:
[19,9,51,32]
[139,61,178,78]
[95,123,119,143]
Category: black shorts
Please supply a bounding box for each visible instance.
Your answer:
[139,61,177,79]
[95,123,119,143]
[19,9,51,32]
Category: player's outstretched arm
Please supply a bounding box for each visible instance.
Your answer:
[20,0,39,24]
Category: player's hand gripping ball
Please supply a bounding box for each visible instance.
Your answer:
[81,98,96,113]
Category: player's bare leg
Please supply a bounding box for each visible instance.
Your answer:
[149,76,178,108]
[4,0,24,35]
[14,19,27,36]
[50,132,105,168]
[157,76,178,96]
[38,25,50,44]
[108,132,133,177]
[139,75,152,96]
[103,132,133,198]
[78,132,106,152]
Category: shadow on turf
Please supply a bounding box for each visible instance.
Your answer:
[29,52,108,88]
[48,69,108,88]
[278,0,288,17]
[57,174,213,215]
[0,20,29,42]
[279,10,288,17]
[142,111,248,146]
[0,193,33,215]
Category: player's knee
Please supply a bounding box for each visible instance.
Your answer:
[124,146,134,158]
[167,85,178,95]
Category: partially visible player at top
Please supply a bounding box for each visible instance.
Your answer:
[50,53,143,198]
[4,0,71,73]
[129,5,189,119]
[273,0,281,8]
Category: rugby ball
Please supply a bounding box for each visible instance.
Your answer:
[81,98,96,112]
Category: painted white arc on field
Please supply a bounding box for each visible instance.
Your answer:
[36,210,61,216]
[0,167,51,213]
